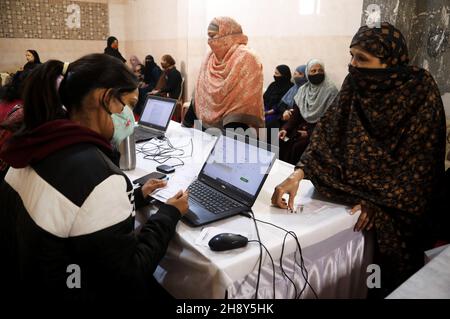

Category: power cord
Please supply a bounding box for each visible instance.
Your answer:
[254,217,318,299]
[249,210,263,300]
[241,212,319,299]
[247,240,276,299]
[136,136,193,167]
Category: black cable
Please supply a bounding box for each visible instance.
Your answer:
[243,214,319,299]
[261,219,318,299]
[248,240,276,299]
[279,231,299,298]
[249,211,263,300]
[136,136,193,167]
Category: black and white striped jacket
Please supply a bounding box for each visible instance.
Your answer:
[0,143,180,300]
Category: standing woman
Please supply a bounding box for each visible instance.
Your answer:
[0,54,188,300]
[190,16,264,131]
[279,59,338,164]
[104,36,126,63]
[272,23,446,297]
[23,49,41,71]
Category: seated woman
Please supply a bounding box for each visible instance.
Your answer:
[0,69,32,180]
[134,63,145,87]
[0,54,189,300]
[271,22,446,297]
[142,55,162,91]
[129,55,142,73]
[264,65,293,126]
[275,65,307,123]
[183,16,264,133]
[279,59,338,164]
[134,55,163,116]
[150,54,182,100]
[23,49,41,71]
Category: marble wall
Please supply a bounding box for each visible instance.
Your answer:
[0,0,109,40]
[361,0,450,117]
[0,0,126,73]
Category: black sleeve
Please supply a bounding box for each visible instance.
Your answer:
[159,70,181,97]
[182,100,197,128]
[133,186,150,209]
[117,51,126,63]
[69,204,181,297]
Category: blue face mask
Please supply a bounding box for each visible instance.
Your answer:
[111,105,135,147]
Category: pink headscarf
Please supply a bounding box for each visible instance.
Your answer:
[129,55,142,71]
[195,17,264,129]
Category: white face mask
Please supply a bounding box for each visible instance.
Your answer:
[111,105,135,147]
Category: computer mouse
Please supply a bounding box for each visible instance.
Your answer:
[208,233,248,252]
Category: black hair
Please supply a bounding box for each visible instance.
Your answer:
[107,36,118,47]
[26,49,41,64]
[22,53,138,131]
[0,69,32,102]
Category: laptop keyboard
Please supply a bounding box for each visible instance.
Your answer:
[188,180,241,214]
[135,127,158,141]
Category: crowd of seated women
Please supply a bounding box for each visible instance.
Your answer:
[0,18,449,300]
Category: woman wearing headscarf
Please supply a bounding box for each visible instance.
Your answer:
[23,50,41,71]
[264,65,293,125]
[279,59,338,164]
[134,55,163,116]
[142,55,162,91]
[185,17,264,131]
[272,22,446,297]
[274,65,308,122]
[104,36,126,63]
[128,55,142,72]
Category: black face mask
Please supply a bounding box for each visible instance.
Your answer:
[308,73,325,85]
[273,75,283,82]
[348,65,394,77]
[348,64,409,91]
[294,77,307,86]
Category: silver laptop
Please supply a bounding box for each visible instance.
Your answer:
[134,95,177,143]
[183,134,277,227]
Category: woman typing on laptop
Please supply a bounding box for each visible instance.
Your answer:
[0,54,189,300]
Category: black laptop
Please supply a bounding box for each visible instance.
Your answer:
[183,134,277,227]
[134,95,177,143]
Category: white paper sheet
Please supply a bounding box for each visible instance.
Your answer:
[151,169,197,202]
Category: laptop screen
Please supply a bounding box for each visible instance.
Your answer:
[139,96,177,130]
[200,135,276,203]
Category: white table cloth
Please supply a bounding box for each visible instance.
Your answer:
[126,121,372,299]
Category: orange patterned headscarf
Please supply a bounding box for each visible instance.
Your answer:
[195,17,264,129]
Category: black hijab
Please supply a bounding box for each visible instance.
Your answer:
[263,64,293,108]
[23,50,41,71]
[302,21,446,215]
[300,22,446,292]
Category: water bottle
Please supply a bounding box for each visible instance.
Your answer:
[118,132,136,170]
